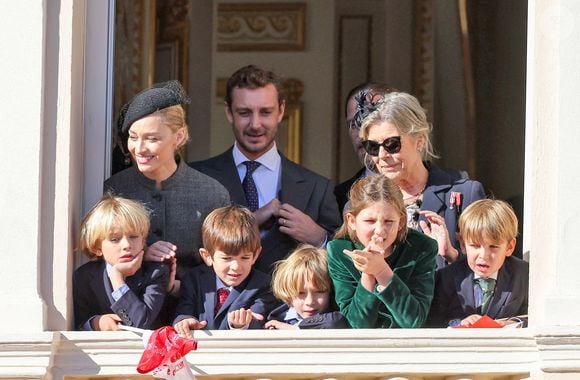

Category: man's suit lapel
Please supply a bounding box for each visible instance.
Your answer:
[279,155,313,210]
[212,148,247,206]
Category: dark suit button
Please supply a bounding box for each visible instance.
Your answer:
[154,228,162,237]
[152,193,162,201]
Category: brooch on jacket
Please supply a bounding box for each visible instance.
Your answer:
[449,191,462,210]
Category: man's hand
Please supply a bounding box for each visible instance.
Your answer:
[228,308,264,329]
[254,198,281,229]
[174,318,208,339]
[92,314,122,331]
[278,203,326,246]
[144,240,177,263]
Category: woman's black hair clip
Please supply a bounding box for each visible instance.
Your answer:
[352,89,386,129]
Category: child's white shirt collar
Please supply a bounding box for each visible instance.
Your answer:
[473,271,499,281]
[284,306,303,322]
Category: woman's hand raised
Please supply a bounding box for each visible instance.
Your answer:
[144,240,177,262]
[419,210,459,263]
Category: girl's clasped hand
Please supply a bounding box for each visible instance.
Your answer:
[343,235,388,276]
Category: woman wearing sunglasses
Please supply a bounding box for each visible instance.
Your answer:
[358,91,486,269]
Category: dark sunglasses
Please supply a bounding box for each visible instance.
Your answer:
[361,136,402,156]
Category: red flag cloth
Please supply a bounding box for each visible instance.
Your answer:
[137,326,197,375]
[452,314,503,328]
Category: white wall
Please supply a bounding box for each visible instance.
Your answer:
[0,0,47,332]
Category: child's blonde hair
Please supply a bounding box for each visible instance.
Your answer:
[202,205,261,256]
[334,175,407,243]
[458,199,518,244]
[79,194,150,259]
[271,244,331,305]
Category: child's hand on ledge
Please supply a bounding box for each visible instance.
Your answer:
[264,320,298,330]
[460,314,483,327]
[174,318,208,339]
[92,313,122,331]
[228,308,264,329]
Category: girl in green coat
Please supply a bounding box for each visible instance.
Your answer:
[327,175,437,328]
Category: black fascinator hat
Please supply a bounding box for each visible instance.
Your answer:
[352,89,386,130]
[118,80,190,134]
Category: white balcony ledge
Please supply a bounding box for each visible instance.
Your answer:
[1,327,580,379]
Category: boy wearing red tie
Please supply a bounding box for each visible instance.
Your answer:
[173,206,279,337]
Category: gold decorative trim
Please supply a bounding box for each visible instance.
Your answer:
[281,78,304,163]
[156,0,190,87]
[113,0,157,124]
[217,3,306,51]
[458,0,477,177]
[413,0,434,120]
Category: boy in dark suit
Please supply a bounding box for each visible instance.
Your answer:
[265,244,349,329]
[73,195,169,331]
[173,205,279,337]
[427,199,528,328]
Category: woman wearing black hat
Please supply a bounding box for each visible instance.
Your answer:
[104,81,231,301]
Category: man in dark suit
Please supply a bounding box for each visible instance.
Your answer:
[334,83,392,213]
[191,65,341,273]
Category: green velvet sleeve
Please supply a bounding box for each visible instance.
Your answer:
[327,230,437,328]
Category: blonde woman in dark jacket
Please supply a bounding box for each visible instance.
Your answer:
[104,81,230,322]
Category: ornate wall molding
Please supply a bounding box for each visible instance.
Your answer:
[113,0,156,123]
[217,3,306,51]
[156,0,191,87]
[413,0,434,121]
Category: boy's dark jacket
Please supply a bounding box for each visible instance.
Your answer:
[267,304,350,329]
[73,260,169,330]
[173,264,280,329]
[426,255,529,327]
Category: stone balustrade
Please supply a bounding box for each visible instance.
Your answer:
[2,327,580,379]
